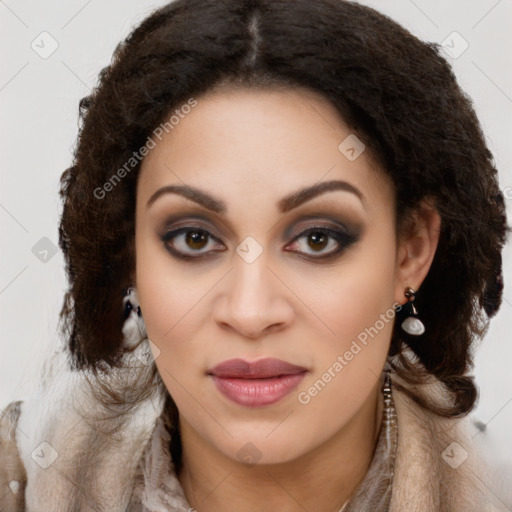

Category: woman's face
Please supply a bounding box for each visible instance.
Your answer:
[135,86,403,465]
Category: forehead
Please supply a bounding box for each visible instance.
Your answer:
[137,86,392,215]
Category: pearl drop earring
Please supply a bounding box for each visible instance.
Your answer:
[400,287,425,336]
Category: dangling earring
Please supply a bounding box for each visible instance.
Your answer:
[123,284,142,320]
[122,283,147,350]
[400,287,425,336]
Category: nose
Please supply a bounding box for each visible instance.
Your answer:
[212,251,294,339]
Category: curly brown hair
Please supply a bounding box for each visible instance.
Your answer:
[58,0,509,419]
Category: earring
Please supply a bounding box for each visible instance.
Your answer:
[400,287,425,336]
[123,284,142,319]
[122,284,147,350]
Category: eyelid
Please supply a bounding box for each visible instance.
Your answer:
[287,219,354,240]
[160,220,361,263]
[159,215,355,243]
[159,216,223,239]
[158,209,234,238]
[159,209,360,234]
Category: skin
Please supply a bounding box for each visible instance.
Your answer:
[134,85,441,512]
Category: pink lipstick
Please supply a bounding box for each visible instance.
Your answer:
[208,358,308,407]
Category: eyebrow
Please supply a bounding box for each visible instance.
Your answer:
[145,179,365,214]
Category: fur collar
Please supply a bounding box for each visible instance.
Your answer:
[1,306,510,511]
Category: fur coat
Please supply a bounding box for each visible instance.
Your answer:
[1,297,511,511]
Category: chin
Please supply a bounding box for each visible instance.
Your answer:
[211,430,310,467]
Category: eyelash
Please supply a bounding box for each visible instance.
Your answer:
[160,224,359,261]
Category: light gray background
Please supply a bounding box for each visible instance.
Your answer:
[1,0,511,474]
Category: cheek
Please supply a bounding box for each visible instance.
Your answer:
[299,235,396,347]
[135,218,184,326]
[134,228,213,378]
[293,227,398,414]
[135,265,200,352]
[135,260,205,402]
[293,261,396,433]
[135,226,182,348]
[339,260,396,339]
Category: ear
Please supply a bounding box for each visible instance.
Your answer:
[394,199,441,305]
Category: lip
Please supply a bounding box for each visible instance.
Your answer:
[208,358,308,407]
[209,357,308,378]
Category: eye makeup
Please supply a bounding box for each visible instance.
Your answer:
[156,210,363,263]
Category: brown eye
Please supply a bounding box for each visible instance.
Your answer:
[161,227,225,259]
[185,230,209,250]
[160,223,359,262]
[307,231,329,251]
[285,226,359,260]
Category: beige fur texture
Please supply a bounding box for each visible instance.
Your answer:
[1,344,511,512]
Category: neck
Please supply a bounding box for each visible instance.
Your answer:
[177,377,384,512]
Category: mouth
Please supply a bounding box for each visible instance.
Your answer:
[207,358,308,407]
[208,357,308,379]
